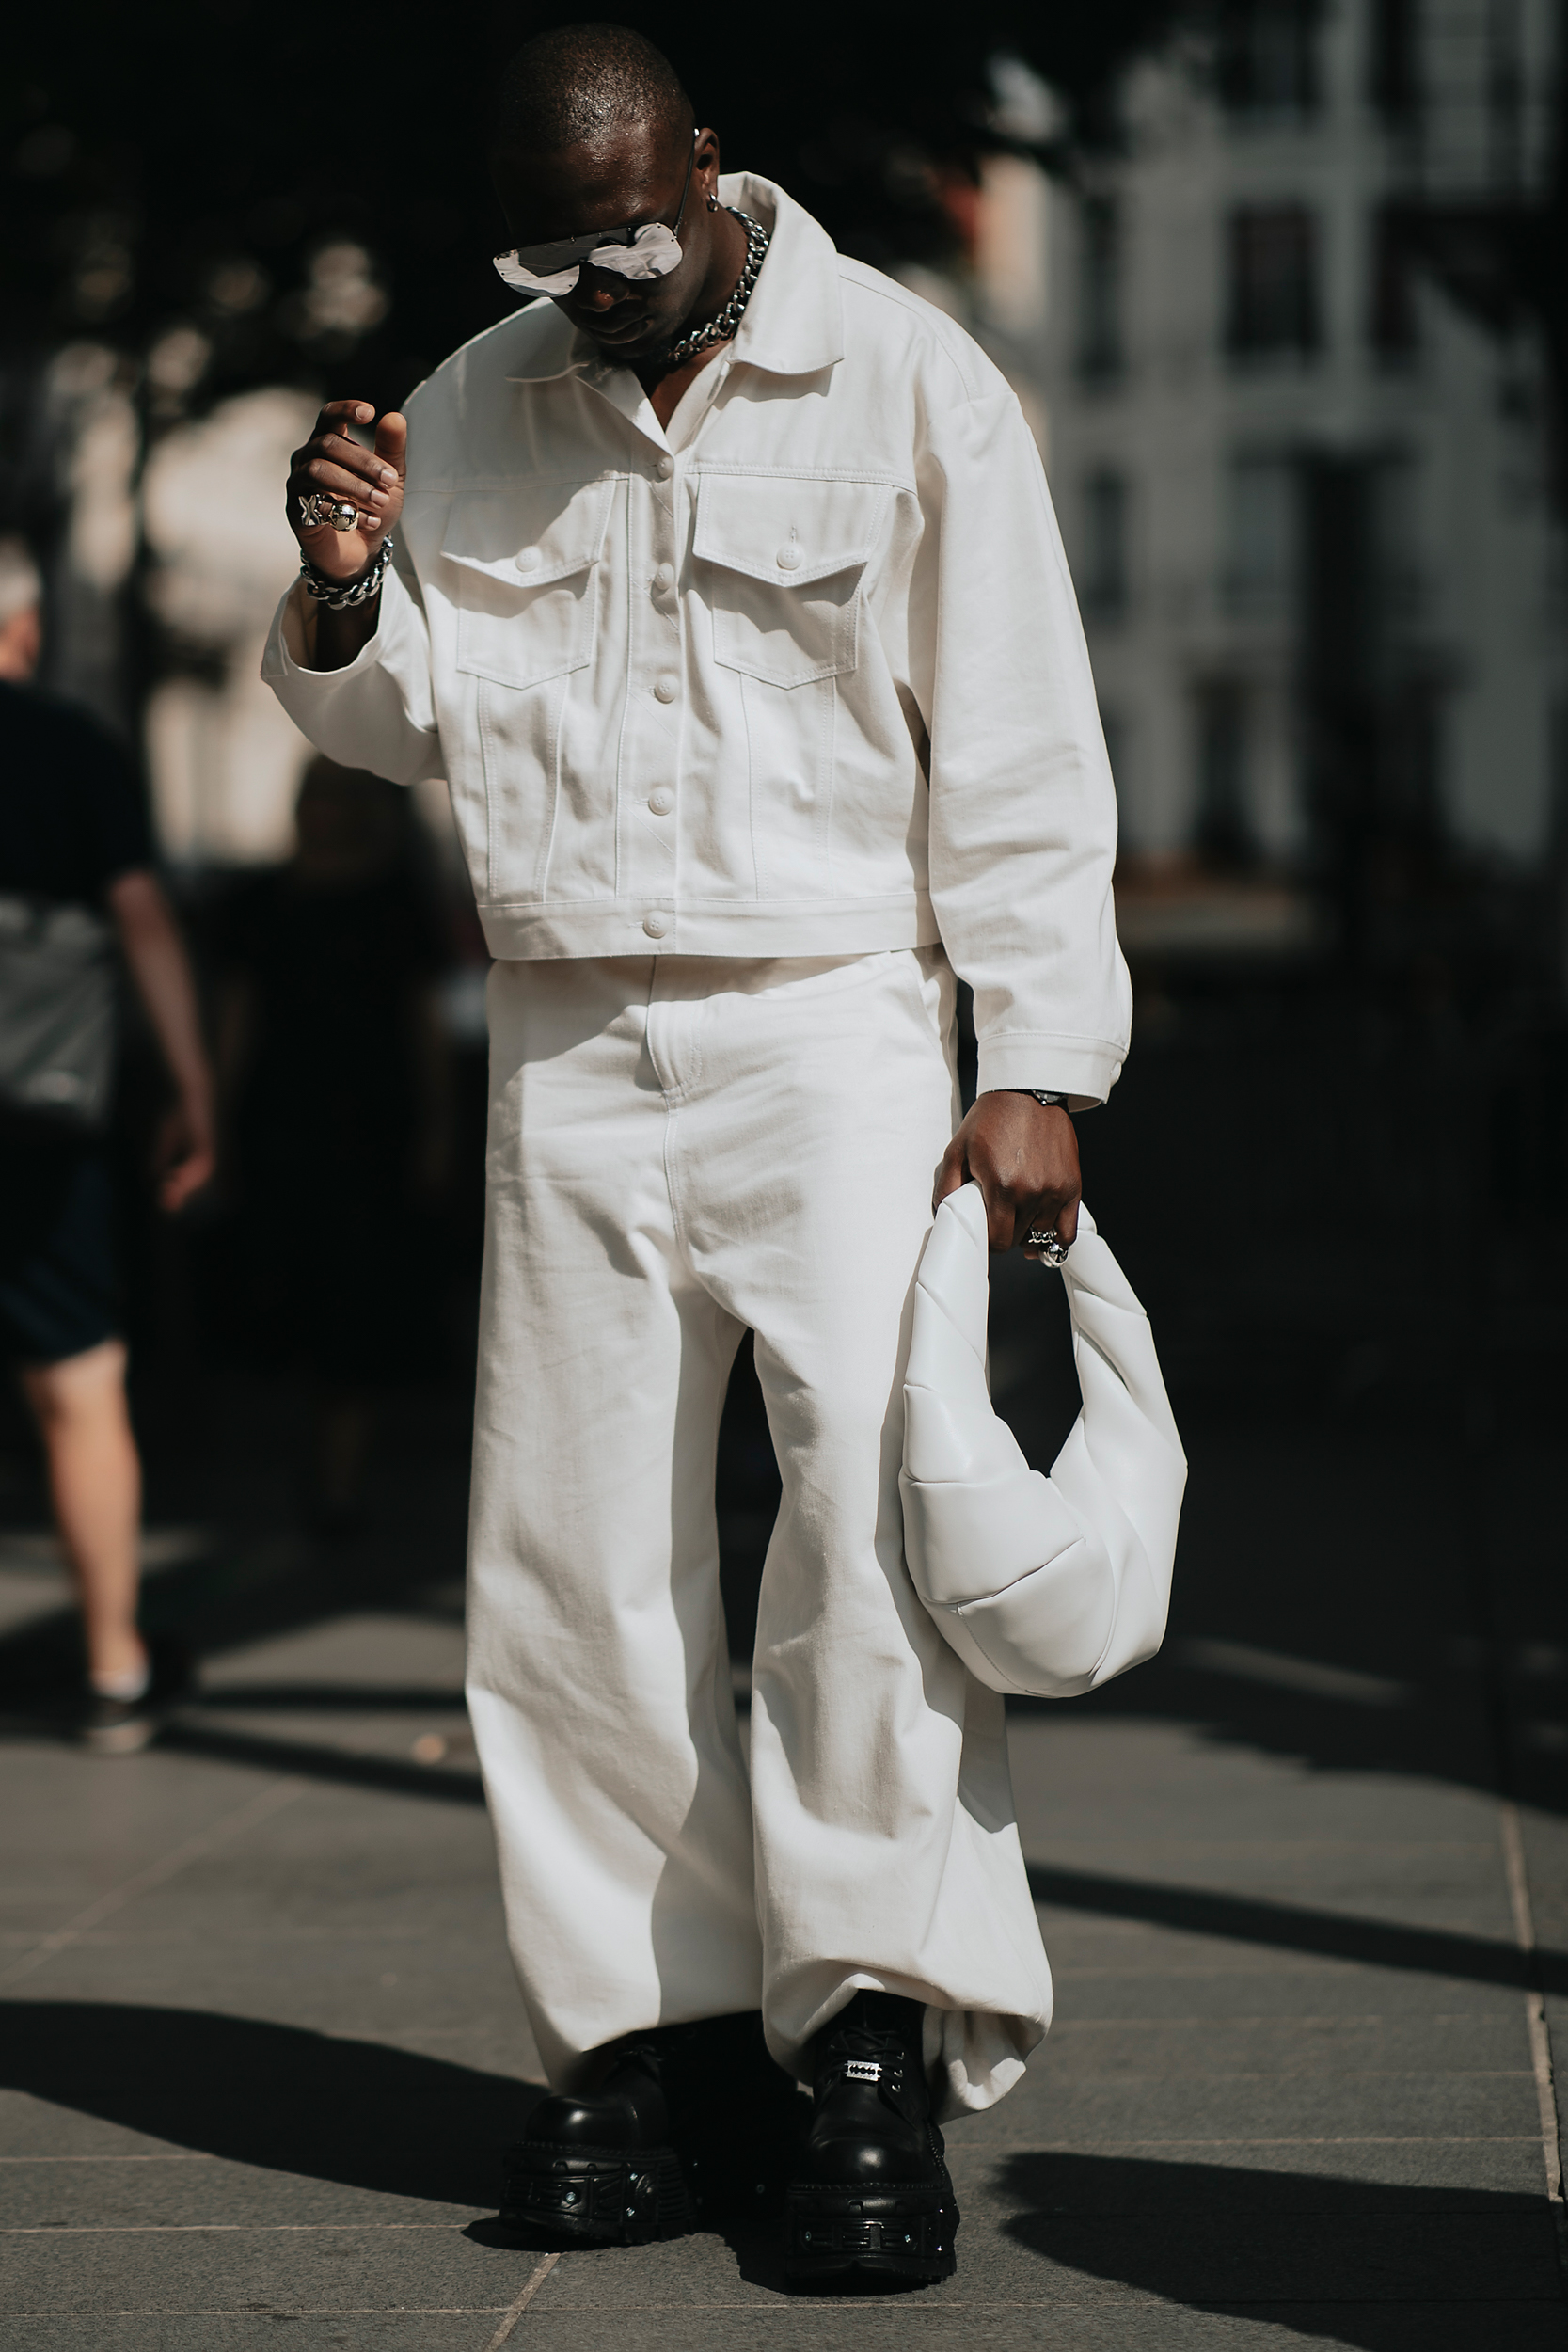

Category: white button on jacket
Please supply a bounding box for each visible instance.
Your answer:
[263,173,1132,1103]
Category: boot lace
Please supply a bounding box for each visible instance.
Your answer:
[816,2024,910,2103]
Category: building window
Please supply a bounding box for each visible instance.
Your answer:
[1224,453,1299,612]
[1368,202,1419,360]
[1226,205,1321,357]
[1077,195,1123,379]
[1080,469,1130,618]
[1216,0,1322,115]
[1196,683,1253,866]
[1368,0,1420,122]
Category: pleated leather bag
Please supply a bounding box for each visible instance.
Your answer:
[900,1184,1186,1698]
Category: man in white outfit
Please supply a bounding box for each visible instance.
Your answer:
[265,23,1131,2290]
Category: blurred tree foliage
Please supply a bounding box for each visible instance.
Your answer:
[1,0,1190,418]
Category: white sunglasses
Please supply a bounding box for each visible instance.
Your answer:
[494,137,695,298]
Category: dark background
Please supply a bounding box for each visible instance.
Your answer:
[2,3,1180,418]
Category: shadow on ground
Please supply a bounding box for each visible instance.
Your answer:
[1,2001,537,2209]
[8,2010,1555,2340]
[995,2150,1560,2347]
[1027,1863,1566,1996]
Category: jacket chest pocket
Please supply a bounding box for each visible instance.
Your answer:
[693,474,887,690]
[443,481,614,688]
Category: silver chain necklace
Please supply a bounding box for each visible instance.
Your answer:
[658,209,769,371]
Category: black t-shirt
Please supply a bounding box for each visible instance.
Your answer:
[0,680,153,907]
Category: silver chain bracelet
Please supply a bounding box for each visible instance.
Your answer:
[299,535,395,610]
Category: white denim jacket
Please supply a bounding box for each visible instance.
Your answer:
[263,174,1132,1102]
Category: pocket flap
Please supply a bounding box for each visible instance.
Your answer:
[694,473,886,588]
[441,480,614,588]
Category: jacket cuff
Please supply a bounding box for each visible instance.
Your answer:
[976,1031,1126,1108]
[262,568,410,688]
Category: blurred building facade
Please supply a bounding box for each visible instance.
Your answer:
[13,4,1561,900]
[966,0,1563,888]
[141,387,321,866]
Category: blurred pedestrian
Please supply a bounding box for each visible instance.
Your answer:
[265,24,1130,2288]
[215,756,451,1531]
[0,536,214,1751]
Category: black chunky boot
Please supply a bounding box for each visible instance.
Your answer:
[500,2010,801,2246]
[784,1991,958,2287]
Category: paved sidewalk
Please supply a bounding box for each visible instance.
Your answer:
[4,1553,1565,2343]
[4,1333,1568,2344]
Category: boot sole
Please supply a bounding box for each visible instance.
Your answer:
[784,2169,959,2286]
[499,2094,805,2244]
[499,2138,692,2245]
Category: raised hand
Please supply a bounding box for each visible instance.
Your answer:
[285,400,407,586]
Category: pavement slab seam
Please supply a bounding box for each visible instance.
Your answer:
[4,2223,482,2233]
[1048,2012,1516,2026]
[951,2135,1543,2146]
[0,2307,927,2324]
[970,2069,1534,2080]
[11,2309,531,2320]
[483,2253,561,2348]
[1500,1799,1568,2302]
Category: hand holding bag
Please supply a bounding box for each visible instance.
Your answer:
[900,1184,1186,1698]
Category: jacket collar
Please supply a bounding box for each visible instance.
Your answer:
[720,173,844,377]
[503,172,843,387]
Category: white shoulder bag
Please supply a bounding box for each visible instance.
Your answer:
[900,1184,1186,1698]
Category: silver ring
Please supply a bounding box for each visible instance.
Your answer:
[299,491,359,532]
[1026,1228,1069,1265]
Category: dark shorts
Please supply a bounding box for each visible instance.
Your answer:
[0,1135,122,1366]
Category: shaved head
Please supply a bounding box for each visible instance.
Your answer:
[491,23,694,165]
[487,23,740,378]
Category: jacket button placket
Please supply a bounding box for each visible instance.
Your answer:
[626,447,682,940]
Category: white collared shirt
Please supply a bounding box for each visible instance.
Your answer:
[263,173,1131,1101]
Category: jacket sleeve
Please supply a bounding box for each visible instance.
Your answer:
[911,373,1132,1105]
[261,552,444,787]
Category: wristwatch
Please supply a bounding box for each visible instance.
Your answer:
[1012,1089,1071,1111]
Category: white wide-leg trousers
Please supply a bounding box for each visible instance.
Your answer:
[466,948,1053,2119]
